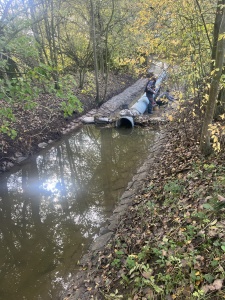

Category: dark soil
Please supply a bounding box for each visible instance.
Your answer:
[0,72,138,171]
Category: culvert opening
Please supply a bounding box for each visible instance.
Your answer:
[116,116,134,128]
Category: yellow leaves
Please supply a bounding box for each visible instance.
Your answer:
[208,123,223,153]
[218,33,225,41]
[192,109,197,117]
[206,82,211,89]
[171,39,179,46]
[168,115,173,121]
[219,113,225,120]
[139,56,145,64]
[190,87,195,94]
[211,134,218,143]
[180,227,186,232]
[211,68,220,75]
[193,270,203,287]
[129,254,138,259]
[173,217,180,224]
[210,219,217,226]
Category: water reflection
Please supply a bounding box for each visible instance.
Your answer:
[0,125,155,300]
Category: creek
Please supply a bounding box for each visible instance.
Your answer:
[0,124,156,300]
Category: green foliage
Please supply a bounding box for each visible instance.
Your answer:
[60,94,81,117]
[0,121,17,139]
[203,273,214,284]
[80,72,95,95]
[111,249,124,268]
[111,258,121,268]
[0,66,83,138]
[56,74,83,116]
[125,255,136,270]
[163,179,184,205]
[164,179,183,195]
[125,254,163,294]
[221,242,225,252]
[203,163,216,171]
[202,203,214,211]
[192,289,205,299]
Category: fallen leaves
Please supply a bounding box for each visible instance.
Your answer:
[218,194,225,202]
[201,279,224,293]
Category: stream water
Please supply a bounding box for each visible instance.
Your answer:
[0,124,155,300]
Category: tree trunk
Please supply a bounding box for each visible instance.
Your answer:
[90,0,100,104]
[200,5,225,156]
[212,0,225,119]
[28,0,46,64]
[102,0,115,101]
[211,0,225,64]
[195,0,212,51]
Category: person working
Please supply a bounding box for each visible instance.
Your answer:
[156,89,176,107]
[145,76,156,114]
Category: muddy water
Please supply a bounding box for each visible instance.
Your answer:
[0,125,155,300]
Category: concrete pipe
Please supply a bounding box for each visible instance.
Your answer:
[116,69,167,128]
[131,94,149,114]
[116,116,134,128]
